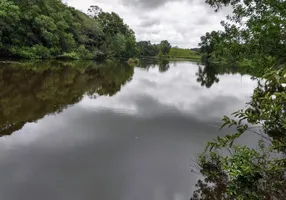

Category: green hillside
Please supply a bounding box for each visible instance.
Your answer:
[167,48,201,60]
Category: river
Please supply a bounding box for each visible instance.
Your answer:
[0,60,257,200]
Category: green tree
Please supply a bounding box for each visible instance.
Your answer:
[0,0,20,54]
[87,5,103,18]
[0,1,136,60]
[90,7,137,58]
[192,70,286,199]
[199,31,222,62]
[107,34,127,57]
[192,0,286,199]
[160,40,171,55]
[201,0,286,70]
[136,41,160,57]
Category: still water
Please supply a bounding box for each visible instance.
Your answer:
[0,60,256,200]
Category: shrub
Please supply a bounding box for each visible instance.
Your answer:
[56,52,80,60]
[127,58,139,66]
[9,45,51,59]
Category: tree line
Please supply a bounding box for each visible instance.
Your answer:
[0,0,171,60]
[136,40,171,57]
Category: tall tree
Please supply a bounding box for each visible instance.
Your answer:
[136,41,160,57]
[0,1,137,60]
[160,40,172,55]
[89,6,137,58]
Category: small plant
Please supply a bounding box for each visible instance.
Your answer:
[127,58,139,66]
[56,52,80,60]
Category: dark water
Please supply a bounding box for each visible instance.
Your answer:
[0,60,256,200]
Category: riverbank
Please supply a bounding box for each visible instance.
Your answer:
[136,48,202,63]
[166,48,201,60]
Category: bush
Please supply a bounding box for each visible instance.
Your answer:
[127,58,139,66]
[76,45,94,60]
[56,52,80,60]
[9,45,51,59]
[191,70,286,199]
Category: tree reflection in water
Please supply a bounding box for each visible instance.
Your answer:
[0,60,134,137]
[196,61,252,88]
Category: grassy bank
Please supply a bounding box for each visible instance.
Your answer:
[166,48,201,60]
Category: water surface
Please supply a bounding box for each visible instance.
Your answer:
[0,60,256,200]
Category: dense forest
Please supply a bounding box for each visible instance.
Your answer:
[0,0,174,60]
[0,0,135,59]
[192,0,286,199]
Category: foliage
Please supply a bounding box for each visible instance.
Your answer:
[127,58,140,66]
[192,70,286,199]
[92,10,137,59]
[158,50,163,60]
[135,40,173,58]
[57,52,80,60]
[135,41,199,61]
[160,40,172,55]
[107,34,127,57]
[87,5,102,18]
[192,0,286,199]
[199,0,286,71]
[136,41,160,57]
[0,0,137,60]
[199,31,223,62]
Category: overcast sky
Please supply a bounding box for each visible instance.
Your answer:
[64,0,230,48]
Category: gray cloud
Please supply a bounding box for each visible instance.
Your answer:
[196,17,210,25]
[121,0,184,9]
[65,0,231,47]
[140,18,161,27]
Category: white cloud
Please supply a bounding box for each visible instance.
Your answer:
[64,0,231,48]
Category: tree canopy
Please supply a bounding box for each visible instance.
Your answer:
[0,0,175,60]
[199,0,286,71]
[160,40,172,55]
[135,40,172,57]
[0,0,136,60]
[136,41,160,57]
